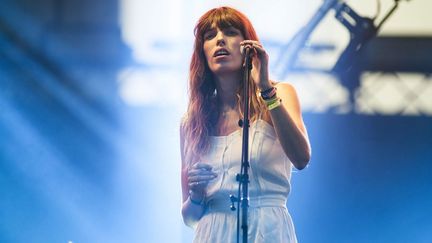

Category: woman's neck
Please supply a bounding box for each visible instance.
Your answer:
[214,74,241,109]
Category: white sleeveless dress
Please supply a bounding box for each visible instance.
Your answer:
[192,119,298,243]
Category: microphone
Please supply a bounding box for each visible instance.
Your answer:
[241,44,254,69]
[240,44,254,56]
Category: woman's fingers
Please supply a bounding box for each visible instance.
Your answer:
[240,40,266,58]
[187,172,217,187]
[188,178,213,191]
[188,169,216,177]
[187,163,217,192]
[240,40,262,49]
[240,40,270,87]
[187,164,218,191]
[188,174,217,183]
[188,180,208,188]
[192,163,213,171]
[189,163,215,177]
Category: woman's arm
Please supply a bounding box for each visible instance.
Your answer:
[266,82,311,170]
[180,125,206,227]
[239,40,311,169]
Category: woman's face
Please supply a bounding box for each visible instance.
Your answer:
[203,25,245,76]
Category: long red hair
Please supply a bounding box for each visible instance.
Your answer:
[182,6,267,163]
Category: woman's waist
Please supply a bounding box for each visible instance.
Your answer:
[205,194,287,213]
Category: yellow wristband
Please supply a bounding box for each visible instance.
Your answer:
[268,98,282,110]
[264,96,279,105]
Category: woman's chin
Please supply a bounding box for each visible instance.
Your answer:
[211,65,242,76]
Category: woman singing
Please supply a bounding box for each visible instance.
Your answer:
[180,6,311,243]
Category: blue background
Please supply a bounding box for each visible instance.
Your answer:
[1,1,431,242]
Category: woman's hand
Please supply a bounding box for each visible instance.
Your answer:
[240,40,272,90]
[187,163,217,201]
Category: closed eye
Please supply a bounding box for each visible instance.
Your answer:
[204,30,216,40]
[224,28,240,36]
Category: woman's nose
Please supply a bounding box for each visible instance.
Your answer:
[216,31,226,46]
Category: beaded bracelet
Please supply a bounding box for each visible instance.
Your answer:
[264,95,279,105]
[190,196,204,206]
[260,87,277,100]
[189,190,204,206]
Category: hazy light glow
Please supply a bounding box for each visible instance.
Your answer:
[117,67,187,107]
[117,1,432,241]
[119,0,432,113]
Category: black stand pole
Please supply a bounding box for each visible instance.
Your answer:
[230,46,253,243]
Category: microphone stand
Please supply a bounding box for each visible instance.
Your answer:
[230,46,253,243]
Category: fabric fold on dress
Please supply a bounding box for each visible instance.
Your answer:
[192,119,297,243]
